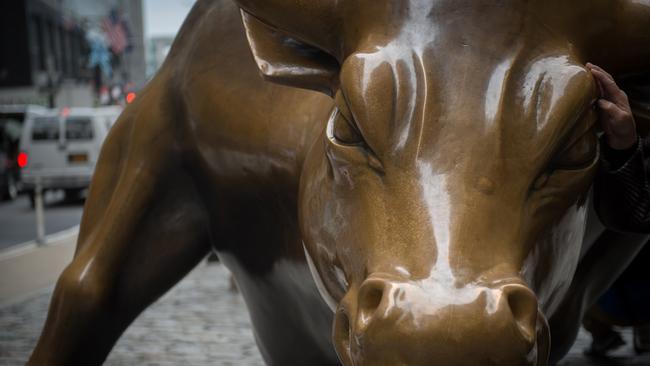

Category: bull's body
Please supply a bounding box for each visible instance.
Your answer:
[29,1,650,365]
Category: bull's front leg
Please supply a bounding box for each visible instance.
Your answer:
[27,70,212,365]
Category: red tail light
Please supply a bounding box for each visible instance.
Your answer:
[17,152,28,168]
[126,92,136,104]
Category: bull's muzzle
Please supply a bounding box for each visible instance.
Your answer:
[334,274,545,365]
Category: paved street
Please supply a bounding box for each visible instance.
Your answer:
[1,262,648,366]
[0,263,264,366]
[0,192,84,250]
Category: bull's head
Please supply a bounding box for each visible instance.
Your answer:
[237,0,650,364]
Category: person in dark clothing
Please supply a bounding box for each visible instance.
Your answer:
[589,63,650,232]
[583,63,650,357]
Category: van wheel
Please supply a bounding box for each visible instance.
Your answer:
[3,175,18,201]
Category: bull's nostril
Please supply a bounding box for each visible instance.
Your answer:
[357,280,385,329]
[360,287,383,313]
[504,285,538,345]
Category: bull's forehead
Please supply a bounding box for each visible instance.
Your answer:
[342,0,538,52]
[337,0,596,174]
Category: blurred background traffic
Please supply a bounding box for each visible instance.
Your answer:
[0,0,194,251]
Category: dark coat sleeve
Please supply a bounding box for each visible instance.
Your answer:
[594,137,650,233]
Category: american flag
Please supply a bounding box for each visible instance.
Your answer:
[102,12,128,55]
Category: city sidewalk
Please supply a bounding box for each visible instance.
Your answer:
[0,227,78,306]
[1,262,648,365]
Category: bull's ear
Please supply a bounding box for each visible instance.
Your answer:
[241,11,340,97]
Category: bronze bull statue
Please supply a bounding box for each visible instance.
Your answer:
[28,0,650,365]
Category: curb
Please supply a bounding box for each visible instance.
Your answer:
[0,227,79,307]
[0,225,79,261]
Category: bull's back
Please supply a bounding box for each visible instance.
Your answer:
[162,0,332,188]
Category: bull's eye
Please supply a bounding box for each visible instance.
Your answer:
[325,94,385,173]
[331,110,364,145]
[328,91,365,146]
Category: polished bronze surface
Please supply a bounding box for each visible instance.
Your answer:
[28,1,650,365]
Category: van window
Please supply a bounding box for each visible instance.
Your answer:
[32,117,60,141]
[65,117,94,140]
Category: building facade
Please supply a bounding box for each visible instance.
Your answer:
[63,0,146,88]
[0,0,145,107]
[147,36,174,78]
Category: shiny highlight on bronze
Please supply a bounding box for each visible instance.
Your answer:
[28,0,650,365]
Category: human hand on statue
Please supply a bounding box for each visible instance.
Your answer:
[587,63,637,150]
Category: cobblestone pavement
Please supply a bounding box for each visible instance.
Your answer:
[1,262,648,365]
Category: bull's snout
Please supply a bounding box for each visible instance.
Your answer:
[334,275,543,365]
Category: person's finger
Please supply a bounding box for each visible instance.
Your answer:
[597,99,627,125]
[589,69,611,99]
[593,73,604,99]
[597,99,634,134]
[597,98,621,114]
[590,69,627,107]
[597,99,624,137]
[590,69,616,93]
[587,63,615,82]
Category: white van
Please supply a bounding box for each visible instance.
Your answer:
[19,106,122,203]
[0,105,49,200]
